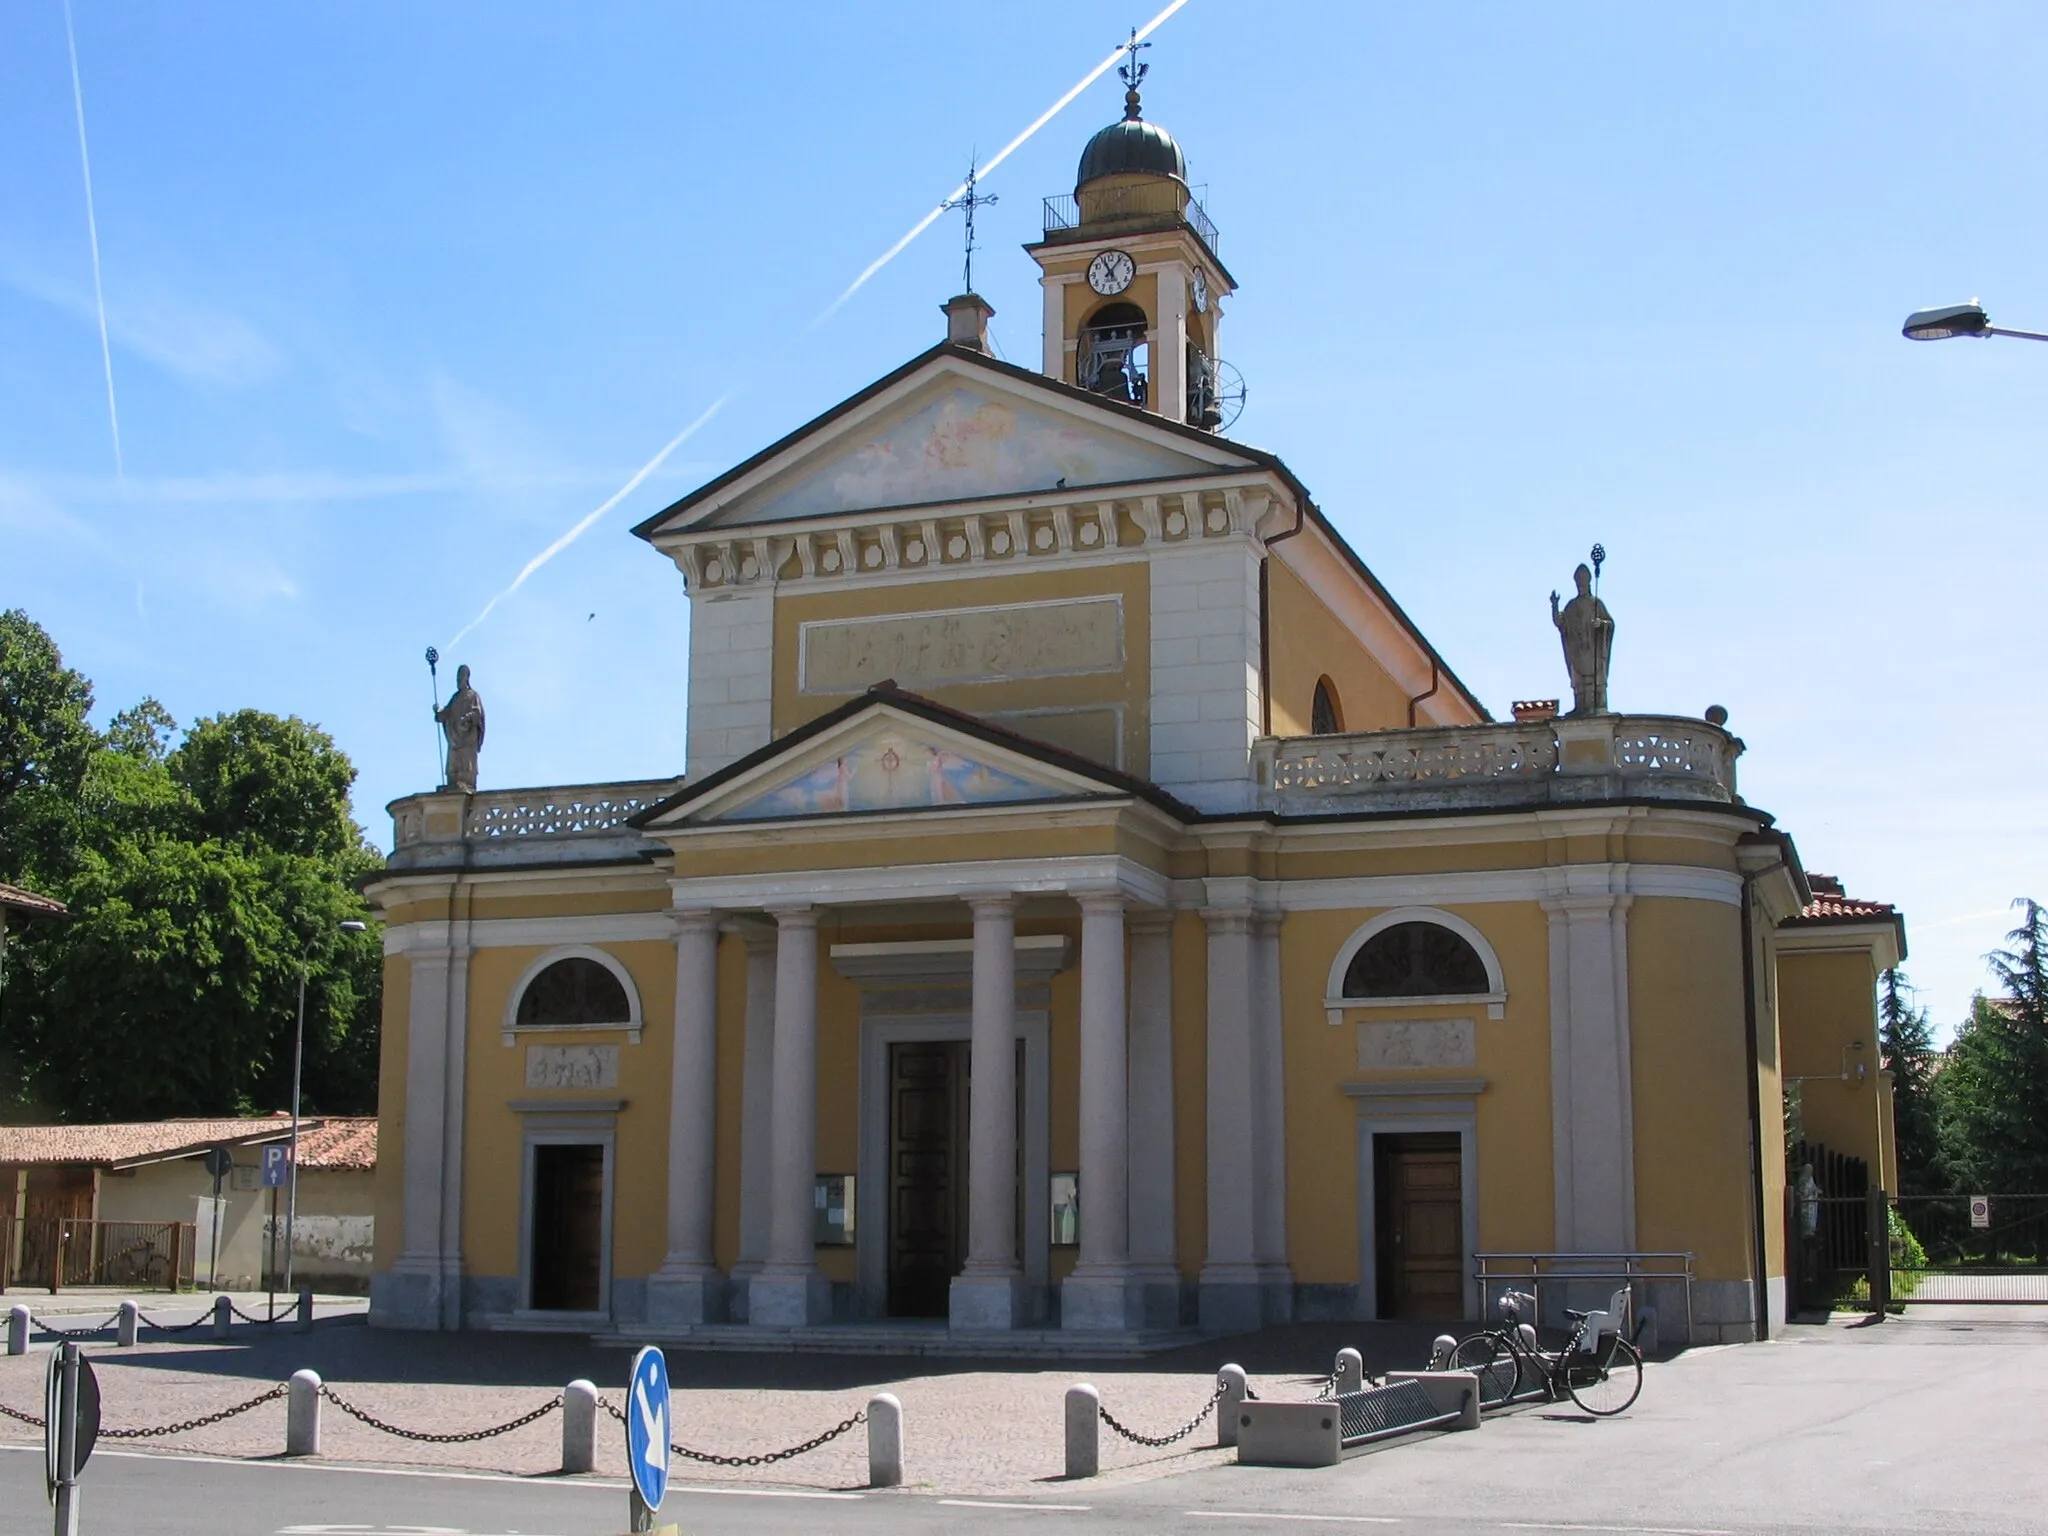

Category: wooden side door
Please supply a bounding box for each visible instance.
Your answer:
[1375,1133,1465,1320]
[888,1041,968,1317]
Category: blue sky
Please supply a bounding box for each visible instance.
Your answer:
[5,2,2045,1035]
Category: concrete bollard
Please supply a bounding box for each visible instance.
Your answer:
[561,1379,597,1474]
[866,1391,903,1488]
[1429,1333,1457,1370]
[286,1369,322,1456]
[117,1300,139,1347]
[1064,1383,1100,1479]
[7,1305,29,1355]
[212,1295,233,1341]
[296,1288,314,1334]
[1334,1347,1365,1395]
[1216,1364,1247,1448]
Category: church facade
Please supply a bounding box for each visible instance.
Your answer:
[365,87,1900,1345]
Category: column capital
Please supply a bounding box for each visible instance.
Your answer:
[1253,909,1284,938]
[965,892,1020,920]
[1202,906,1255,937]
[1076,891,1126,919]
[1126,906,1174,938]
[672,908,721,938]
[768,903,819,929]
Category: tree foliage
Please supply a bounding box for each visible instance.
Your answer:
[1878,969,1942,1195]
[1935,900,2048,1195]
[0,611,381,1121]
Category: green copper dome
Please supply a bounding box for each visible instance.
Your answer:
[1075,111,1186,189]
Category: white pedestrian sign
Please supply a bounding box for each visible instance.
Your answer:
[626,1345,670,1516]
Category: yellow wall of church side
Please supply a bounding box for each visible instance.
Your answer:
[769,564,1152,773]
[1264,557,1424,737]
[1778,949,1889,1185]
[373,953,409,1272]
[1754,923,1788,1289]
[1627,898,1755,1282]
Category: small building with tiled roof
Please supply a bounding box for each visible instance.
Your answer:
[1,1114,376,1295]
[0,882,70,925]
[1776,875,1906,1205]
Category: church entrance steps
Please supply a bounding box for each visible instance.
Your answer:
[603,1319,1203,1359]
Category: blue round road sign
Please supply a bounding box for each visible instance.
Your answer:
[626,1345,670,1510]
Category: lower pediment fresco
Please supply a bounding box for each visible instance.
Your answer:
[716,726,1068,821]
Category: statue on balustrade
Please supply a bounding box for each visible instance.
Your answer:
[435,664,486,793]
[1551,564,1615,716]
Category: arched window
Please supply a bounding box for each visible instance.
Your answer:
[1078,302,1149,406]
[515,957,632,1027]
[1312,677,1343,736]
[1342,922,1489,999]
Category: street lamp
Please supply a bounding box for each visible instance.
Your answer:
[1902,301,2048,343]
[285,918,368,1297]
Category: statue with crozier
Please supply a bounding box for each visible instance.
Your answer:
[1551,564,1615,716]
[435,664,486,793]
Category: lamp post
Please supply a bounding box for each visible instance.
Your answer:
[285,918,368,1296]
[1902,301,2048,343]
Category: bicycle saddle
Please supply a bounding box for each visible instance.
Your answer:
[1562,1306,1592,1321]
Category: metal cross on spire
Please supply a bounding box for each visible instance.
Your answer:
[942,154,998,295]
[1119,26,1151,119]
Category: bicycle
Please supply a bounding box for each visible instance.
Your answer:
[1447,1286,1644,1416]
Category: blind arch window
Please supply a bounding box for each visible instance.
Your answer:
[1311,677,1343,736]
[1341,921,1490,999]
[515,956,632,1028]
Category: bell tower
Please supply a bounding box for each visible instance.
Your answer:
[1027,42,1239,430]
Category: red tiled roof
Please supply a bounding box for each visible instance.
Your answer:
[1785,875,1897,923]
[0,882,69,921]
[293,1117,377,1171]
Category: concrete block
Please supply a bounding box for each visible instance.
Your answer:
[748,1270,830,1326]
[867,1392,903,1487]
[1385,1370,1483,1430]
[1216,1365,1247,1448]
[1065,1383,1100,1479]
[6,1306,28,1355]
[561,1379,597,1473]
[213,1295,233,1341]
[117,1301,139,1348]
[286,1369,322,1456]
[1334,1347,1365,1395]
[949,1271,1025,1330]
[1235,1400,1341,1467]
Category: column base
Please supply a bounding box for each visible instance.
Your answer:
[949,1268,1026,1331]
[748,1267,831,1327]
[1199,1263,1265,1336]
[1258,1264,1297,1326]
[1128,1262,1183,1331]
[369,1263,446,1331]
[1061,1266,1141,1331]
[726,1262,762,1324]
[646,1263,726,1328]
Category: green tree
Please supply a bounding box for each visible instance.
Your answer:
[1879,969,1943,1195]
[0,609,97,886]
[170,709,365,861]
[1937,900,2048,1195]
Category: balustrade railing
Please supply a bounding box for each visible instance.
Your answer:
[390,778,681,850]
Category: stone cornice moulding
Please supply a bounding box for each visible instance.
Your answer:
[1340,1077,1490,1100]
[666,854,1172,913]
[828,934,1074,984]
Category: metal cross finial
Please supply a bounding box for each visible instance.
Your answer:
[942,154,998,295]
[1119,26,1151,118]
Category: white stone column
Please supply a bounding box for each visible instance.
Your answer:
[952,896,1025,1330]
[378,938,457,1330]
[1126,909,1179,1329]
[749,905,830,1326]
[1544,892,1637,1255]
[1199,907,1261,1333]
[1251,911,1294,1322]
[648,910,722,1326]
[729,927,777,1318]
[1064,894,1136,1330]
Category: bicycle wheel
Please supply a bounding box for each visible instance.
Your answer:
[1447,1332,1521,1405]
[1565,1336,1642,1416]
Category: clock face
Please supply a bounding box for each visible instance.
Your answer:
[1192,270,1209,313]
[1087,249,1136,296]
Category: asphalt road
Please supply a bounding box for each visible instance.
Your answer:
[5,1311,2042,1536]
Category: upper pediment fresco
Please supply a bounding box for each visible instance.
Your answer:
[691,374,1233,530]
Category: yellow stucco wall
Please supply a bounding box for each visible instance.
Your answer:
[1265,558,1423,737]
[1779,948,1889,1184]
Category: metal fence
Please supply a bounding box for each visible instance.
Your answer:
[1891,1195,2048,1305]
[0,1216,196,1292]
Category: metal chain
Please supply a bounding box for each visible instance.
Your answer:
[1097,1380,1225,1448]
[228,1303,288,1326]
[601,1396,868,1467]
[99,1382,290,1440]
[34,1313,120,1338]
[0,1398,45,1428]
[319,1385,563,1444]
[138,1311,213,1334]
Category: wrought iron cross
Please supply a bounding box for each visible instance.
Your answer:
[943,155,998,295]
[1120,26,1152,93]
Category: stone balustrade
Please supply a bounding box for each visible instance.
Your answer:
[387,779,680,870]
[1255,713,1741,813]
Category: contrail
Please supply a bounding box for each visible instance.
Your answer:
[63,0,122,477]
[446,395,728,648]
[813,0,1193,326]
[443,0,1194,648]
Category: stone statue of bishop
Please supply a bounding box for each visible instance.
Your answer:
[435,663,486,793]
[1551,565,1615,716]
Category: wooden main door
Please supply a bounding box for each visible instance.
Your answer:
[530,1143,605,1311]
[1375,1133,1465,1320]
[888,1040,969,1317]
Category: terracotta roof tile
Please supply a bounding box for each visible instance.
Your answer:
[0,1115,377,1171]
[0,882,69,921]
[293,1117,378,1171]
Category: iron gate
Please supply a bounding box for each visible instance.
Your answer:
[1890,1195,2048,1305]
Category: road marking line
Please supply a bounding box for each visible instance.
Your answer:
[1502,1525,1733,1535]
[1187,1515,1399,1525]
[938,1499,1092,1511]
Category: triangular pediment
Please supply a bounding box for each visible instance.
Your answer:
[648,702,1133,826]
[638,350,1252,536]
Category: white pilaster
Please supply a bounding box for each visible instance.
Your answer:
[376,928,468,1331]
[749,905,830,1326]
[1149,540,1263,813]
[1152,264,1189,424]
[1251,910,1294,1322]
[1126,909,1179,1328]
[686,587,774,779]
[1199,906,1261,1333]
[647,910,722,1326]
[1545,891,1637,1254]
[730,927,777,1317]
[1041,274,1067,379]
[1064,893,1137,1330]
[952,895,1026,1330]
